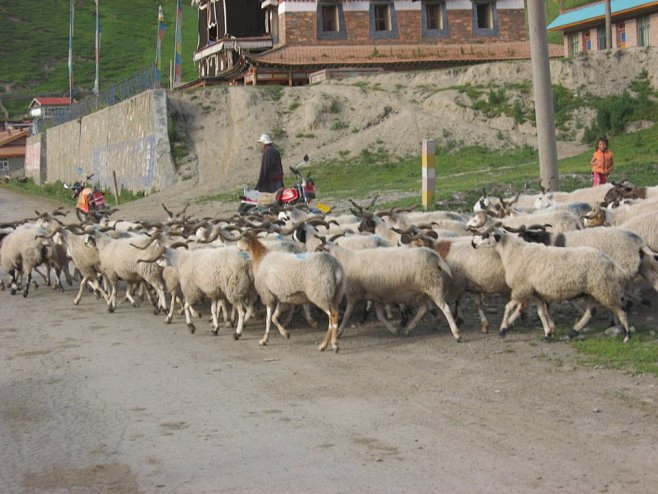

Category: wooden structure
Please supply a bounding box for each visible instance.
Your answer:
[189,0,550,86]
[0,128,30,177]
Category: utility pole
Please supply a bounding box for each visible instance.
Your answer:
[93,0,100,95]
[604,0,612,50]
[527,0,559,192]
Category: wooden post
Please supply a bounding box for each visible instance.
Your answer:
[421,139,435,210]
[112,170,120,205]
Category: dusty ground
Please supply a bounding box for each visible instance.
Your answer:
[2,188,658,494]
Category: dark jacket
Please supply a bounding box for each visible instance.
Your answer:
[256,144,284,192]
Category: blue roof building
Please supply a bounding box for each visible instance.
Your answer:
[546,0,658,56]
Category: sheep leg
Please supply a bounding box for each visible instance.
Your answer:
[74,275,90,305]
[107,278,118,313]
[260,305,274,346]
[184,302,196,333]
[124,284,139,307]
[534,300,557,341]
[233,304,246,340]
[474,293,489,333]
[337,300,356,337]
[611,307,631,343]
[303,304,318,328]
[403,304,429,336]
[374,303,400,335]
[270,303,290,340]
[568,297,596,340]
[219,300,233,328]
[318,308,339,352]
[428,296,462,342]
[210,300,221,335]
[165,291,177,323]
[22,270,34,298]
[500,299,523,336]
[34,266,50,287]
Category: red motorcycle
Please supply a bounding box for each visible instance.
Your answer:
[239,155,329,214]
[64,173,110,222]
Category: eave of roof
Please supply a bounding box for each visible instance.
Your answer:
[547,0,658,32]
[0,146,26,158]
[243,41,562,69]
[0,130,30,147]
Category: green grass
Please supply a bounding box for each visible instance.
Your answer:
[0,1,199,118]
[572,330,658,376]
[0,178,144,207]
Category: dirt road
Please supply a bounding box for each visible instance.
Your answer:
[1,188,657,494]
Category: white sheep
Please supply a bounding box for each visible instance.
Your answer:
[0,223,49,296]
[402,232,509,333]
[84,231,168,313]
[468,214,632,342]
[321,242,461,341]
[236,230,346,352]
[138,242,254,337]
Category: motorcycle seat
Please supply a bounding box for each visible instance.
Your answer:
[258,192,278,205]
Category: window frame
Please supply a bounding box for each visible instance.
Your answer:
[422,0,449,38]
[637,16,650,47]
[369,1,399,39]
[317,2,346,41]
[597,26,607,50]
[568,31,580,56]
[0,159,8,172]
[472,0,499,37]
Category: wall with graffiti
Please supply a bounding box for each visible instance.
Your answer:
[44,90,176,194]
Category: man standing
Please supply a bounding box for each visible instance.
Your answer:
[256,133,284,193]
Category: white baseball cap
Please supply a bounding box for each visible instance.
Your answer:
[257,133,272,144]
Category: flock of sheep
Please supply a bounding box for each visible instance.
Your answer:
[1,180,657,352]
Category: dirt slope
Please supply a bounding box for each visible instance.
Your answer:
[120,48,658,220]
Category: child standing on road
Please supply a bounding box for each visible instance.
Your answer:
[590,136,613,187]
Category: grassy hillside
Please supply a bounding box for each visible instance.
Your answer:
[0,0,592,119]
[0,0,198,118]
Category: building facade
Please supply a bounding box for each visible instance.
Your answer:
[547,0,658,56]
[0,129,30,177]
[191,0,531,84]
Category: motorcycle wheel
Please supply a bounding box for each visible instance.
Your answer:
[76,208,99,224]
[238,203,255,215]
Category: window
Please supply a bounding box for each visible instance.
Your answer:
[317,2,345,40]
[369,2,399,39]
[638,16,650,47]
[568,32,580,56]
[321,5,338,32]
[422,1,448,37]
[617,22,626,48]
[597,27,607,50]
[0,159,8,172]
[473,1,498,36]
[374,4,391,31]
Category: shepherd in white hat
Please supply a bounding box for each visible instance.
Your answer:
[256,133,284,192]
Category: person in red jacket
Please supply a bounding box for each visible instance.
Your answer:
[256,133,284,193]
[590,136,614,187]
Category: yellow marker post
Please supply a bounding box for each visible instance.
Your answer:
[422,139,436,209]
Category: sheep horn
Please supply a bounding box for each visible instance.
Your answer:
[162,203,174,218]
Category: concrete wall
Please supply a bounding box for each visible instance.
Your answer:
[44,90,176,194]
[25,133,46,184]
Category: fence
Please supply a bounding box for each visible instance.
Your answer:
[43,65,159,130]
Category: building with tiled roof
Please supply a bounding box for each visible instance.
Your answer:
[547,0,658,56]
[191,0,550,86]
[0,128,30,177]
[28,97,75,118]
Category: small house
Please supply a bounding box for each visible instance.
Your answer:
[0,128,30,177]
[547,0,658,56]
